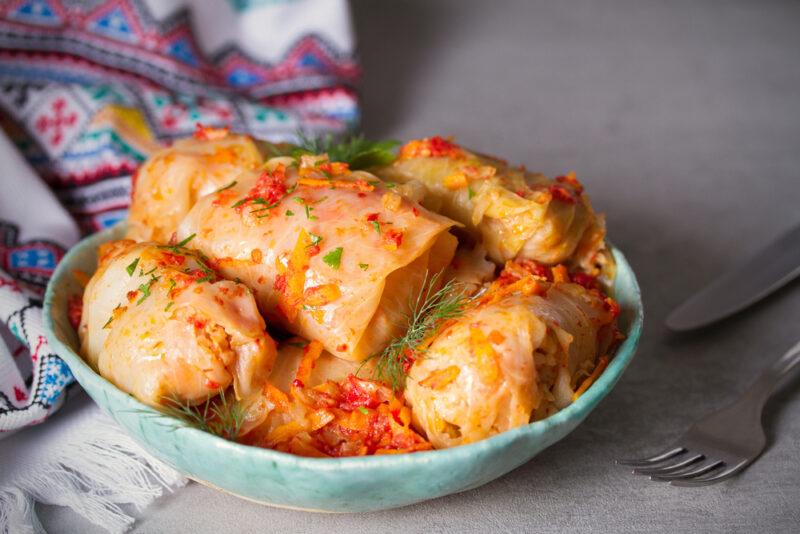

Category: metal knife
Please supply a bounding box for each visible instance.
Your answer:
[666,222,800,331]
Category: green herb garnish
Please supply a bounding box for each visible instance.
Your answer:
[159,391,245,441]
[285,209,294,216]
[291,134,400,170]
[357,407,369,415]
[136,274,159,305]
[164,301,175,312]
[361,271,469,390]
[214,180,237,194]
[371,220,381,234]
[126,257,139,277]
[468,186,476,200]
[359,263,369,271]
[176,233,196,247]
[308,232,323,248]
[322,247,343,269]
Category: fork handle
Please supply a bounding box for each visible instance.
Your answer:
[746,339,800,408]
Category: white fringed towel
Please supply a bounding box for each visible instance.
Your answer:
[0,394,187,533]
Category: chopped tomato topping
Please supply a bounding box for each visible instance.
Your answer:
[604,297,621,318]
[67,296,83,330]
[339,375,381,410]
[383,229,404,250]
[193,123,229,141]
[549,184,577,204]
[336,343,348,352]
[235,164,287,213]
[570,272,598,290]
[555,171,584,194]
[160,251,185,266]
[366,212,379,222]
[398,136,464,160]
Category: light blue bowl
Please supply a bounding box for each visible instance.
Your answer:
[44,223,642,512]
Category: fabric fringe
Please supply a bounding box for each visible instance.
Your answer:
[0,415,186,534]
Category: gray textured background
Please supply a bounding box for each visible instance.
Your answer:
[35,0,800,531]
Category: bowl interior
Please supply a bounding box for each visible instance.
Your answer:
[43,222,643,512]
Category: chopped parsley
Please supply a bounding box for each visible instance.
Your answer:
[371,220,381,234]
[468,186,476,200]
[164,301,175,312]
[305,204,317,220]
[357,407,369,415]
[125,257,139,277]
[308,232,323,248]
[231,198,248,208]
[322,247,343,269]
[136,274,160,305]
[214,180,237,194]
[176,233,196,247]
[359,263,369,271]
[285,209,294,216]
[102,315,114,329]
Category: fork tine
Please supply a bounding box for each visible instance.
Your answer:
[617,446,685,467]
[633,453,703,475]
[650,459,724,481]
[670,460,750,487]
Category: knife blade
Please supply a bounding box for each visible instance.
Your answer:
[665,222,800,331]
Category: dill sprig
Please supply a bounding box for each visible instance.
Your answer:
[273,133,399,170]
[366,271,470,390]
[158,390,245,441]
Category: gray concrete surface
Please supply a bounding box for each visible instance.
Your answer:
[32,0,800,531]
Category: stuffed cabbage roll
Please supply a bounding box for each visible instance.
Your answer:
[375,136,614,282]
[405,261,619,448]
[240,339,430,456]
[176,155,458,361]
[79,240,276,406]
[127,127,263,243]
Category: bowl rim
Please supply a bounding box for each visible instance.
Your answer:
[44,222,643,470]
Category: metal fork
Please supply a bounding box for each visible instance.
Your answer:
[618,339,800,486]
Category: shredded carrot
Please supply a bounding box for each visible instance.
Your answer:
[298,178,375,192]
[551,264,570,283]
[443,172,468,190]
[274,229,312,322]
[572,355,609,401]
[469,327,500,383]
[294,340,324,387]
[419,366,461,390]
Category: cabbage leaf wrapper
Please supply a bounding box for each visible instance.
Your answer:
[127,130,263,243]
[375,136,614,283]
[78,240,276,407]
[177,155,458,361]
[405,261,620,448]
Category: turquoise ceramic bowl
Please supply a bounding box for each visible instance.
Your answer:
[44,223,642,513]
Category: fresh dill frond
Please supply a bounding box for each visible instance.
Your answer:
[159,390,245,441]
[291,133,399,170]
[364,271,470,390]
